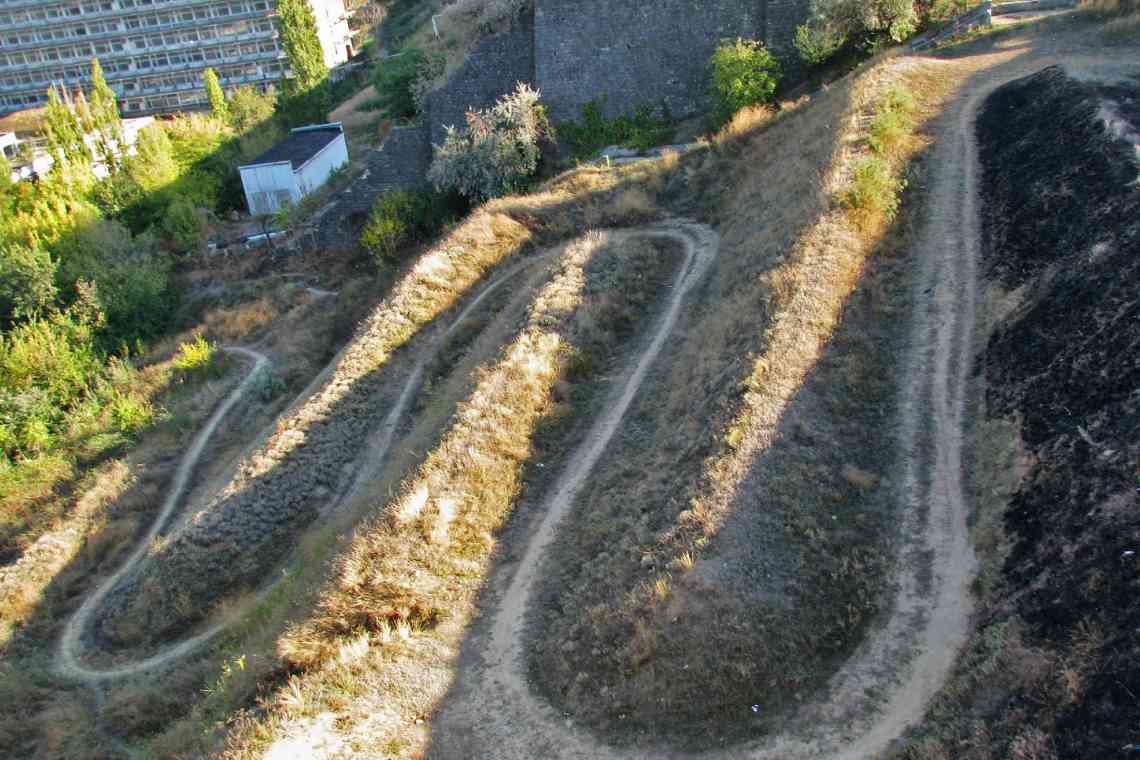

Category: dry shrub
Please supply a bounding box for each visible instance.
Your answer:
[205,297,281,342]
[713,104,777,149]
[608,188,656,224]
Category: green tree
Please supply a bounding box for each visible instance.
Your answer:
[227,84,278,133]
[277,0,328,92]
[89,58,124,170]
[708,39,782,127]
[204,67,230,122]
[42,86,91,165]
[128,123,179,194]
[0,244,57,329]
[795,0,918,65]
[371,48,443,119]
[428,83,551,203]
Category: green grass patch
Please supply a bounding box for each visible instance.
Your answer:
[558,98,674,159]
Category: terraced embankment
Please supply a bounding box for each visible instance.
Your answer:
[55,211,542,671]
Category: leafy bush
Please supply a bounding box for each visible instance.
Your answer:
[54,221,173,348]
[428,83,552,203]
[252,366,287,402]
[558,98,673,158]
[923,0,974,24]
[163,199,206,253]
[708,39,782,128]
[0,245,56,329]
[867,85,917,157]
[796,0,919,65]
[173,334,216,374]
[361,190,444,266]
[842,154,905,221]
[372,49,443,119]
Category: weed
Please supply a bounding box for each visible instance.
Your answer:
[843,154,905,223]
[558,98,674,158]
[172,334,216,374]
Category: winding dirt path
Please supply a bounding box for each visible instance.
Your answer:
[428,72,990,760]
[431,42,1140,759]
[55,257,547,683]
[57,347,270,681]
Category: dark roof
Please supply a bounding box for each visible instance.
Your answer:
[242,124,342,170]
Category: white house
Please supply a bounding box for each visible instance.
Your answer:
[239,123,349,216]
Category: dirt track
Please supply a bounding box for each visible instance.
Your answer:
[428,87,983,751]
[54,259,546,682]
[425,49,1100,760]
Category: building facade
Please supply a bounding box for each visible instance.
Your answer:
[0,0,352,116]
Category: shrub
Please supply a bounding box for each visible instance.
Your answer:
[708,39,782,128]
[796,0,919,65]
[251,366,287,402]
[558,98,673,158]
[162,199,205,253]
[428,83,552,203]
[842,154,905,222]
[360,190,440,266]
[0,245,57,329]
[371,49,443,119]
[173,334,216,374]
[867,85,917,157]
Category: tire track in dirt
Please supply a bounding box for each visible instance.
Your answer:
[55,257,549,682]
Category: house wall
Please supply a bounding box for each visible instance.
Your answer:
[240,162,298,215]
[296,132,350,196]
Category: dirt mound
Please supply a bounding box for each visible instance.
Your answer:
[966,64,1139,757]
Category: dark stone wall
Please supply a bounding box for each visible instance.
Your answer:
[425,14,536,147]
[535,0,762,122]
[534,0,810,122]
[763,0,811,74]
[314,0,812,247]
[313,121,431,248]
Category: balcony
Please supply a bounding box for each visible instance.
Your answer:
[0,0,269,18]
[0,48,285,94]
[0,10,272,53]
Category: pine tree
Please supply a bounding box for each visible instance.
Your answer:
[276,0,328,92]
[203,68,230,122]
[88,58,124,170]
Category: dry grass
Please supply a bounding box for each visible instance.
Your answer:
[220,230,682,758]
[528,57,969,740]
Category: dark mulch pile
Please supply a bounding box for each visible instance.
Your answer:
[977,64,1140,758]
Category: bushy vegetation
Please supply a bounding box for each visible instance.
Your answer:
[428,83,552,202]
[361,189,464,266]
[708,38,782,128]
[558,98,673,158]
[796,0,919,65]
[370,48,445,119]
[842,83,917,226]
[0,57,288,545]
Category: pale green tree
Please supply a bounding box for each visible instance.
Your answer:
[89,58,124,166]
[277,0,329,92]
[42,86,91,165]
[203,68,229,121]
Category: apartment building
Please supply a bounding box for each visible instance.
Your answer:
[0,0,353,116]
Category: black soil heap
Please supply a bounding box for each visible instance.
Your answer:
[977,65,1139,757]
